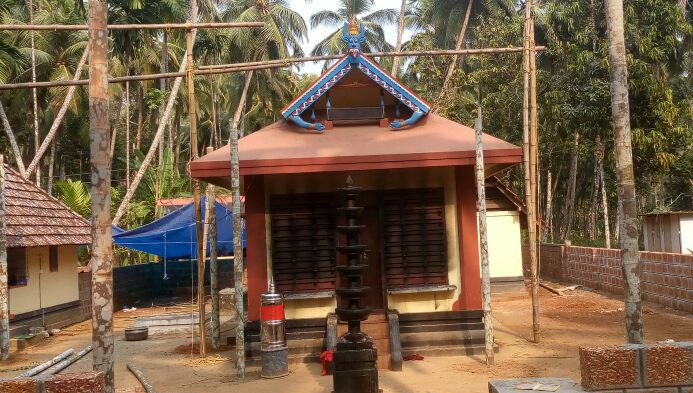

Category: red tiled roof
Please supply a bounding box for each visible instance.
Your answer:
[2,164,91,248]
[156,195,241,207]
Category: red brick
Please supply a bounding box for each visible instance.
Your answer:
[643,343,693,387]
[580,345,643,390]
[0,378,41,393]
[44,372,104,393]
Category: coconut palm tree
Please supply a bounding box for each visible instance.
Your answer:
[309,0,397,57]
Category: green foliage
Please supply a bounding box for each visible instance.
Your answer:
[54,178,91,218]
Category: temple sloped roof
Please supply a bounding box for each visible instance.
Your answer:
[190,113,522,186]
[2,164,91,248]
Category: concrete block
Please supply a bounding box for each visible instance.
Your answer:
[44,372,104,393]
[488,378,584,393]
[679,386,693,393]
[642,343,693,387]
[0,378,41,393]
[580,345,643,390]
[625,389,678,393]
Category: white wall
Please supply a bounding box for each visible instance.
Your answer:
[9,245,80,316]
[482,211,524,280]
[681,216,693,255]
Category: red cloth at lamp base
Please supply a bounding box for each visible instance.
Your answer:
[320,350,334,376]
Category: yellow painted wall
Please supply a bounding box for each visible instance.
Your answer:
[263,167,462,318]
[483,211,523,279]
[9,246,80,316]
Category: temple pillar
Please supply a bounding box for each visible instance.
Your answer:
[244,175,268,322]
[454,166,482,310]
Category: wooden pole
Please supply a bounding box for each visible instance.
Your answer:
[0,155,9,361]
[204,149,220,350]
[523,0,540,343]
[0,22,264,30]
[87,0,114,391]
[474,98,494,366]
[29,0,40,187]
[230,126,245,378]
[24,47,90,178]
[529,4,541,332]
[0,102,26,176]
[126,80,130,189]
[605,0,643,344]
[127,363,159,393]
[0,47,547,91]
[186,26,206,358]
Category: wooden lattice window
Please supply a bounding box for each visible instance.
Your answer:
[381,188,448,287]
[270,193,337,293]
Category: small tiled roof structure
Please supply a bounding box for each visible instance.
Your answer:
[2,164,91,248]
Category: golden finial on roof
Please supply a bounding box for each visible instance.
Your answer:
[348,18,359,35]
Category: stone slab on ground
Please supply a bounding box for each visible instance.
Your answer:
[489,378,584,393]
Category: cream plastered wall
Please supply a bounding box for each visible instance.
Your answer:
[481,211,523,279]
[262,167,462,318]
[9,246,80,316]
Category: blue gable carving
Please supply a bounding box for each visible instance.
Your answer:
[281,22,430,131]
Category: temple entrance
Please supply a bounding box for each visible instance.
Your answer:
[360,206,385,311]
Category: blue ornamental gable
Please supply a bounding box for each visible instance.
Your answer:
[281,21,431,131]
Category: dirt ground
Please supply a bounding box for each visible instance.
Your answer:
[2,286,693,393]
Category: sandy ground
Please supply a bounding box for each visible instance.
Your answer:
[2,285,693,393]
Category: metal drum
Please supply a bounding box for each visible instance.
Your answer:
[260,280,288,378]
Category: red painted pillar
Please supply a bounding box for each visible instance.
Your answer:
[244,175,268,322]
[454,166,482,310]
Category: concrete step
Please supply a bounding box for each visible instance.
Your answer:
[400,329,485,348]
[402,343,499,358]
[399,321,484,334]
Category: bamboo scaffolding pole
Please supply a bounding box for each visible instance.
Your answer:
[0,47,546,91]
[186,25,206,358]
[523,0,541,344]
[0,22,263,31]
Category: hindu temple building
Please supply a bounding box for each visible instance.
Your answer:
[190,22,523,369]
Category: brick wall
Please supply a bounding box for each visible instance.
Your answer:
[0,371,104,392]
[580,342,693,391]
[79,260,235,311]
[535,244,693,314]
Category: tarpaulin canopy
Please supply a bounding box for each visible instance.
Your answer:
[113,196,245,259]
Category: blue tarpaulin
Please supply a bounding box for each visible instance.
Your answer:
[113,196,246,259]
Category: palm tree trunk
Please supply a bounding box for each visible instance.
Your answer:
[88,1,115,391]
[231,124,245,378]
[589,146,600,240]
[474,99,494,366]
[231,70,253,139]
[47,139,55,196]
[598,139,611,248]
[109,93,128,164]
[136,86,143,150]
[0,155,10,360]
[25,47,89,178]
[605,0,643,344]
[126,80,130,189]
[113,35,198,226]
[561,132,579,241]
[29,0,40,187]
[205,179,220,350]
[391,0,407,75]
[0,102,26,175]
[437,0,474,103]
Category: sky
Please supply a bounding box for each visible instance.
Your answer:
[288,0,414,74]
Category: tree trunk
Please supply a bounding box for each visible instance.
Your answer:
[136,86,143,151]
[598,139,611,248]
[474,100,494,366]
[88,1,115,391]
[29,0,40,187]
[47,139,55,196]
[562,132,579,241]
[230,70,254,139]
[112,35,198,226]
[109,93,128,164]
[25,47,90,178]
[605,0,643,344]
[437,0,474,103]
[231,124,245,378]
[0,155,9,360]
[160,30,168,92]
[126,81,130,189]
[0,102,26,175]
[205,176,220,350]
[545,169,553,241]
[391,0,407,75]
[210,86,217,147]
[589,143,600,241]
